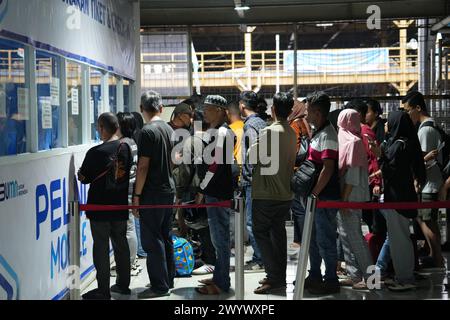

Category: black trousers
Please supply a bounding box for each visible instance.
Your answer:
[139,193,175,293]
[90,220,131,295]
[252,199,292,286]
[193,226,216,266]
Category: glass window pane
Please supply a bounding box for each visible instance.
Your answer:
[67,61,83,146]
[36,50,62,151]
[0,38,28,156]
[90,68,103,142]
[123,79,130,113]
[109,74,117,114]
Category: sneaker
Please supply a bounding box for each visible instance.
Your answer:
[82,289,111,300]
[244,261,264,273]
[110,284,131,295]
[307,281,340,295]
[137,288,170,299]
[387,282,416,292]
[192,264,215,275]
[231,246,248,257]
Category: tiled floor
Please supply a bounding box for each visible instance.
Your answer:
[83,225,450,300]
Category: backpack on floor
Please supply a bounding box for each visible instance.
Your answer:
[172,235,195,277]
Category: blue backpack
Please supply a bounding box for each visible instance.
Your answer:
[172,235,195,277]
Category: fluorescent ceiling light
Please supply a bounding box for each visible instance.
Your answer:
[235,6,250,11]
[316,23,333,27]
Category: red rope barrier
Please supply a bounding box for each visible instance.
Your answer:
[316,200,450,210]
[79,200,233,212]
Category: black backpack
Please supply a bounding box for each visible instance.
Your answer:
[421,121,450,177]
[92,142,131,193]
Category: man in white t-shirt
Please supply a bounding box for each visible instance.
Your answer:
[402,91,445,270]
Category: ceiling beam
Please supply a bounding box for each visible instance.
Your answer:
[140,0,450,26]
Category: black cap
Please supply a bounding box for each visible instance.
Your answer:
[173,103,193,116]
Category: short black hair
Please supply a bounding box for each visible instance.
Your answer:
[117,112,137,139]
[131,112,144,130]
[306,91,331,118]
[366,99,383,116]
[98,112,119,135]
[256,95,268,114]
[141,90,162,113]
[345,99,368,118]
[273,92,294,120]
[239,91,258,111]
[402,91,428,114]
[227,101,241,116]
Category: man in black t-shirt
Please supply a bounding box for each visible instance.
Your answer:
[78,112,132,300]
[133,91,176,299]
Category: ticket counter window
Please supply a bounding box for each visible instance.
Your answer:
[90,68,103,142]
[36,50,62,151]
[0,38,28,156]
[109,74,118,114]
[123,79,131,113]
[67,61,83,146]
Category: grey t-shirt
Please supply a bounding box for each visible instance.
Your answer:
[418,119,443,194]
[341,166,370,202]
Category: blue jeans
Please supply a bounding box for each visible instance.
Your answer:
[308,197,339,284]
[244,186,262,264]
[139,193,175,293]
[376,235,391,275]
[291,194,306,244]
[134,218,147,257]
[205,195,231,292]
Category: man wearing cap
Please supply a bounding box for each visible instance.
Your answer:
[168,102,194,132]
[170,103,195,237]
[195,95,235,295]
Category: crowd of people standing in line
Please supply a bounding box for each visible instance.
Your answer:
[78,88,449,299]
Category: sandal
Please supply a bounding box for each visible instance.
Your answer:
[259,278,269,285]
[198,278,214,285]
[254,283,286,295]
[195,284,222,295]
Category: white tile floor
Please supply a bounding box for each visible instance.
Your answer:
[83,225,450,300]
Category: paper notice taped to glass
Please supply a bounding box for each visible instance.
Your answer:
[41,97,52,129]
[51,78,60,106]
[71,88,79,115]
[18,87,29,120]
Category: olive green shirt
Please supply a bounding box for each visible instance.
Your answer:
[250,120,297,201]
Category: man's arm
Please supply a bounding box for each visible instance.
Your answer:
[311,158,335,197]
[134,157,150,196]
[132,156,150,217]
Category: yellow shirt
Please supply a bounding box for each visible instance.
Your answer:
[229,120,244,165]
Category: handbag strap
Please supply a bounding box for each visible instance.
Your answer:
[91,142,125,184]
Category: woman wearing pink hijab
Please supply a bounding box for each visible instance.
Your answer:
[337,109,373,290]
